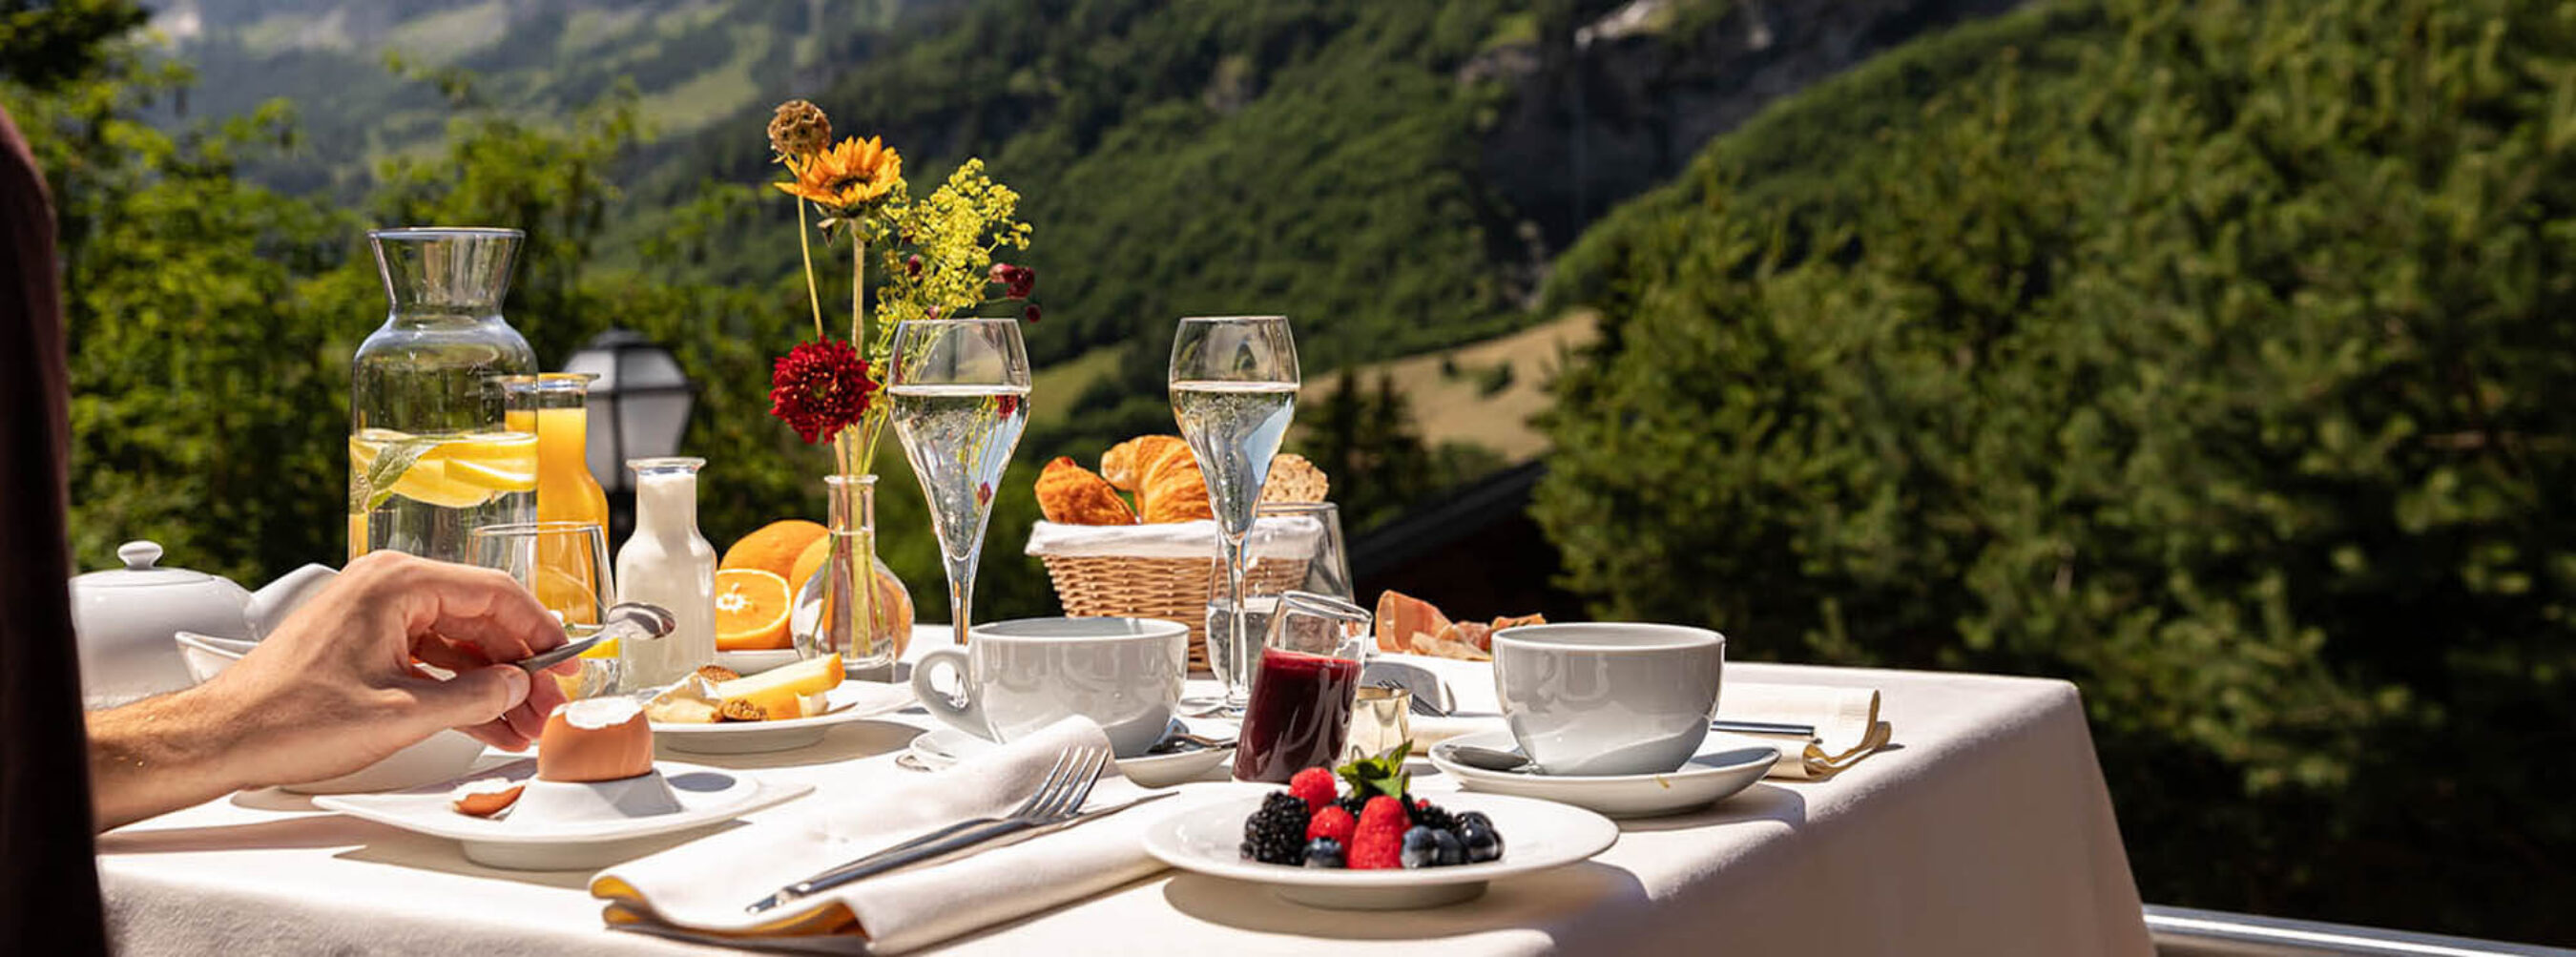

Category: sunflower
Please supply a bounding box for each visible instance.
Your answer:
[776,135,904,213]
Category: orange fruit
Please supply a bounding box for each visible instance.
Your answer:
[713,569,794,651]
[788,534,833,595]
[721,519,828,581]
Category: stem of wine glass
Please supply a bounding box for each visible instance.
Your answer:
[945,551,976,651]
[1218,527,1253,710]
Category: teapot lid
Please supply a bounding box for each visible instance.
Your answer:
[75,540,223,589]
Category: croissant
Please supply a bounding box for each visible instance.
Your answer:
[1100,435,1186,492]
[1138,448,1215,523]
[1036,456,1139,525]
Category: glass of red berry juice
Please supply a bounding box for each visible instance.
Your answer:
[1233,590,1373,782]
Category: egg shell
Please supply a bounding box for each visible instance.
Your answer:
[536,697,654,782]
[449,778,526,817]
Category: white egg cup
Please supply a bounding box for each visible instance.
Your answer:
[508,771,685,823]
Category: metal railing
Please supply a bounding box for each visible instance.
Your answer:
[2148,905,2576,957]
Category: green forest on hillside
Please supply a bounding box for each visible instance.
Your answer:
[1544,0,2576,940]
[12,0,2576,943]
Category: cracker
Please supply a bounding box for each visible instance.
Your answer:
[1259,452,1329,504]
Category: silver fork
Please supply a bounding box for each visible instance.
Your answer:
[746,746,1111,913]
[1378,679,1450,718]
[834,749,1081,858]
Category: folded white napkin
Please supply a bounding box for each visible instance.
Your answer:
[1717,682,1892,780]
[1024,515,1322,559]
[592,718,1180,953]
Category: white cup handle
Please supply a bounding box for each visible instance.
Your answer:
[908,648,987,738]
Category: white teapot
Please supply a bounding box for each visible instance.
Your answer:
[70,540,338,708]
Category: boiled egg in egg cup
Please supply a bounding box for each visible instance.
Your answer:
[450,697,683,822]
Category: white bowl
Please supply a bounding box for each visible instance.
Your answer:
[174,632,258,685]
[173,631,488,794]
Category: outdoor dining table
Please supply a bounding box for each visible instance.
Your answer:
[95,625,2153,955]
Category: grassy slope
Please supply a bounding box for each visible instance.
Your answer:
[1541,1,2109,315]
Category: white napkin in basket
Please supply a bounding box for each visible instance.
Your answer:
[1025,516,1322,559]
[592,718,1200,953]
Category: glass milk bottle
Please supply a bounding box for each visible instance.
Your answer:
[349,227,536,562]
[615,457,716,686]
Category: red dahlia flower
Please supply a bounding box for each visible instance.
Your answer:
[769,339,877,443]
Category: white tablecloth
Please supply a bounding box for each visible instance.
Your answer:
[96,627,2151,956]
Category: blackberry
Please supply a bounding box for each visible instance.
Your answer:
[1240,792,1311,864]
[1407,799,1458,835]
[1336,793,1369,821]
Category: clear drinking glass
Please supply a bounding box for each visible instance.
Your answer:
[468,520,617,697]
[1233,590,1372,782]
[1170,316,1300,712]
[1206,501,1351,676]
[888,318,1033,652]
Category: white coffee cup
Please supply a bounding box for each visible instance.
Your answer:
[1490,622,1726,776]
[911,616,1188,757]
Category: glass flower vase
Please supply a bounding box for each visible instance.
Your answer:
[798,473,915,680]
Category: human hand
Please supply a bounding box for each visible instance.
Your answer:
[187,551,579,788]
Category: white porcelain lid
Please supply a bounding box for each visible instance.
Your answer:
[75,541,223,590]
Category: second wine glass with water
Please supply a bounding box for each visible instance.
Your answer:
[1169,315,1300,713]
[889,318,1032,652]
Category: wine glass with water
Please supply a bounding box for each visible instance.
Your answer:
[889,318,1033,652]
[1169,315,1300,712]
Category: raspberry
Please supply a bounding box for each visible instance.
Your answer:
[1288,767,1339,812]
[1348,796,1411,870]
[1306,804,1357,844]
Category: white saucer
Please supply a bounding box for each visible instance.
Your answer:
[1143,791,1617,909]
[1428,729,1778,818]
[904,721,1234,788]
[313,759,811,870]
[652,680,915,755]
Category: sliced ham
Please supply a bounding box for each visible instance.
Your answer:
[1375,590,1451,654]
[1439,620,1492,653]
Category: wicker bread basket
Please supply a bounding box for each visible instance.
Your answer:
[1028,520,1319,672]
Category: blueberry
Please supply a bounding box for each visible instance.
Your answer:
[1455,811,1494,832]
[1303,837,1345,868]
[1458,822,1504,863]
[1399,825,1442,868]
[1430,828,1465,866]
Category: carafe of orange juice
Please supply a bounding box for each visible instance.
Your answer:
[500,373,613,625]
[349,228,536,562]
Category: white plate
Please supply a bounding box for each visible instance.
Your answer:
[1428,729,1778,818]
[314,759,810,870]
[652,680,916,755]
[1144,791,1618,909]
[715,649,804,675]
[904,722,1234,789]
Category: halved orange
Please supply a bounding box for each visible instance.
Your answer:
[788,534,832,595]
[721,520,827,581]
[713,568,794,651]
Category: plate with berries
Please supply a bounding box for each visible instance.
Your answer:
[1142,745,1619,909]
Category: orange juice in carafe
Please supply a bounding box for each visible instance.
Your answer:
[502,374,612,626]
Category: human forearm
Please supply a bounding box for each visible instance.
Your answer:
[86,684,249,831]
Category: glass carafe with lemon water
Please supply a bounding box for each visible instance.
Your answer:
[349,228,538,562]
[500,373,613,624]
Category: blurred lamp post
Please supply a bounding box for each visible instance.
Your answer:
[564,328,696,543]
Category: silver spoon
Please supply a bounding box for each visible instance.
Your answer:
[1442,743,1537,773]
[509,602,674,675]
